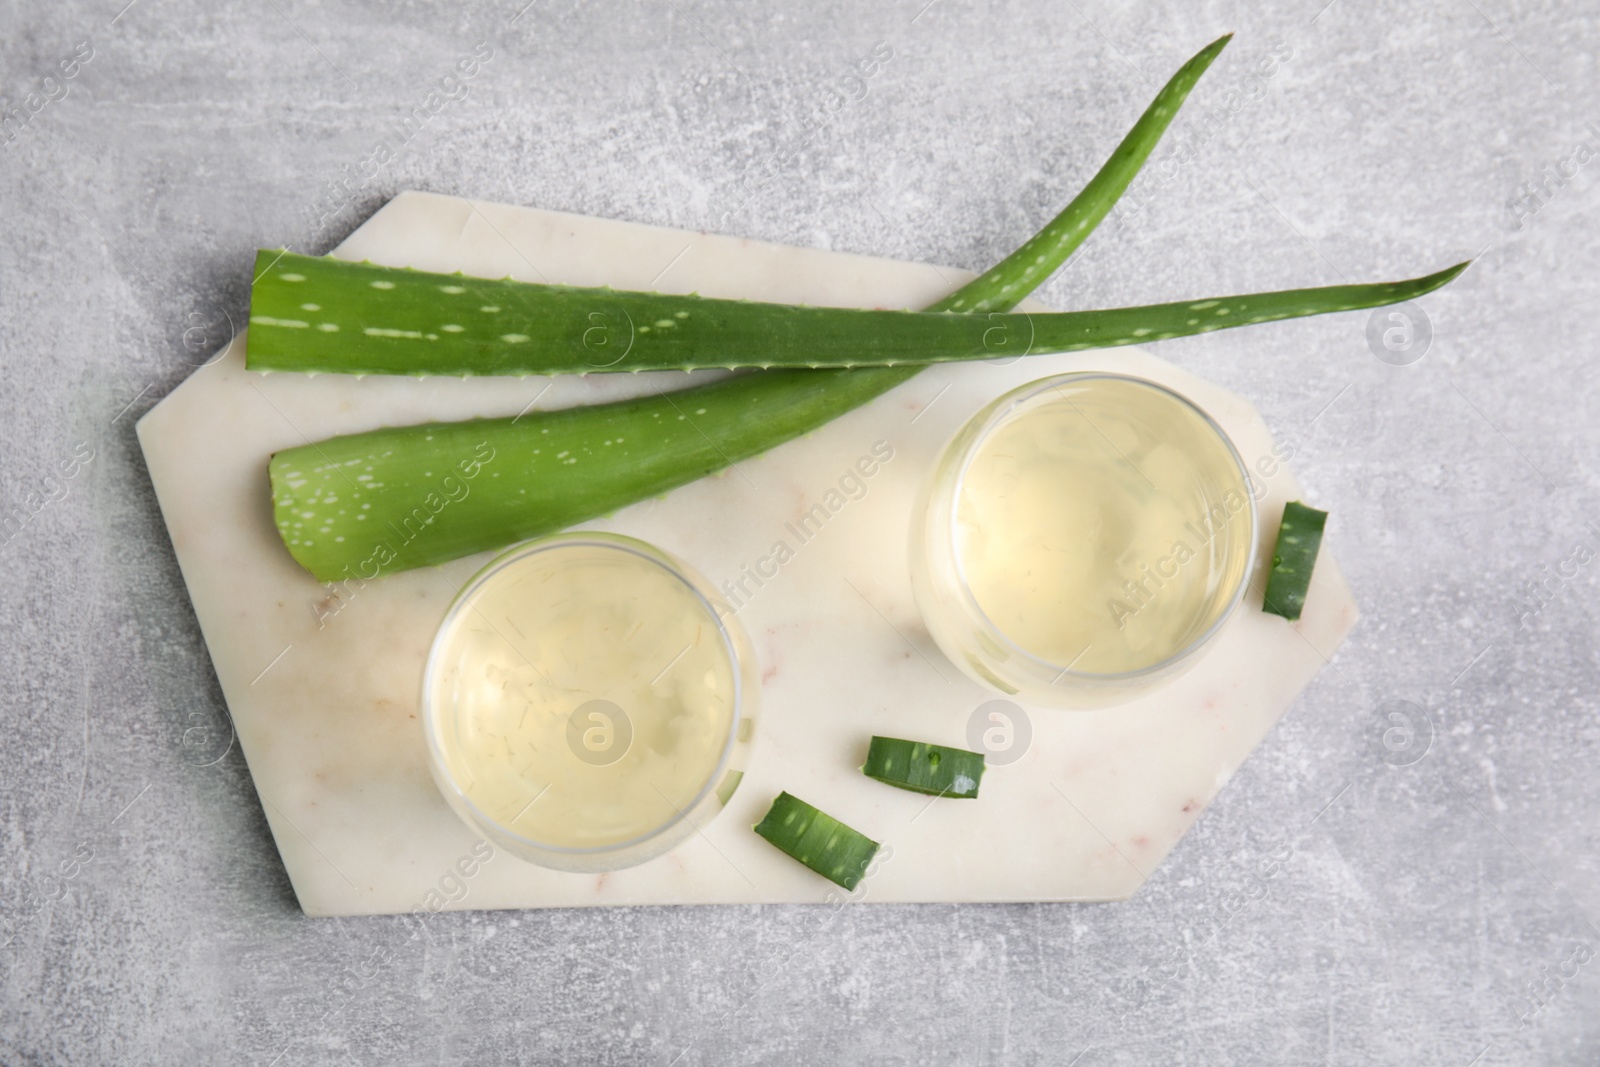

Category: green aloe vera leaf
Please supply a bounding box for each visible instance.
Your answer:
[272,36,1232,582]
[248,251,1467,376]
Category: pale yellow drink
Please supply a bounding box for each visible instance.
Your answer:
[955,376,1254,675]
[911,373,1256,706]
[425,536,745,861]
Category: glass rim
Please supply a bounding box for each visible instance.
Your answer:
[420,531,747,858]
[944,371,1259,684]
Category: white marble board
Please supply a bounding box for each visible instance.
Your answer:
[136,191,1357,917]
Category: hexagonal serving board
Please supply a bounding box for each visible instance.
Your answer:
[137,191,1357,916]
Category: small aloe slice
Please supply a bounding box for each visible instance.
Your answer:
[753,792,880,891]
[248,251,1466,376]
[862,736,986,798]
[271,36,1236,581]
[1261,501,1328,621]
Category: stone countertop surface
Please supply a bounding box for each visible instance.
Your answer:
[1,0,1596,1063]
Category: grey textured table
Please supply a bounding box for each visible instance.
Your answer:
[3,0,1597,1063]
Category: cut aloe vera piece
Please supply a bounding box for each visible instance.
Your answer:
[752,792,880,891]
[1261,501,1327,621]
[247,251,1467,377]
[862,736,986,798]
